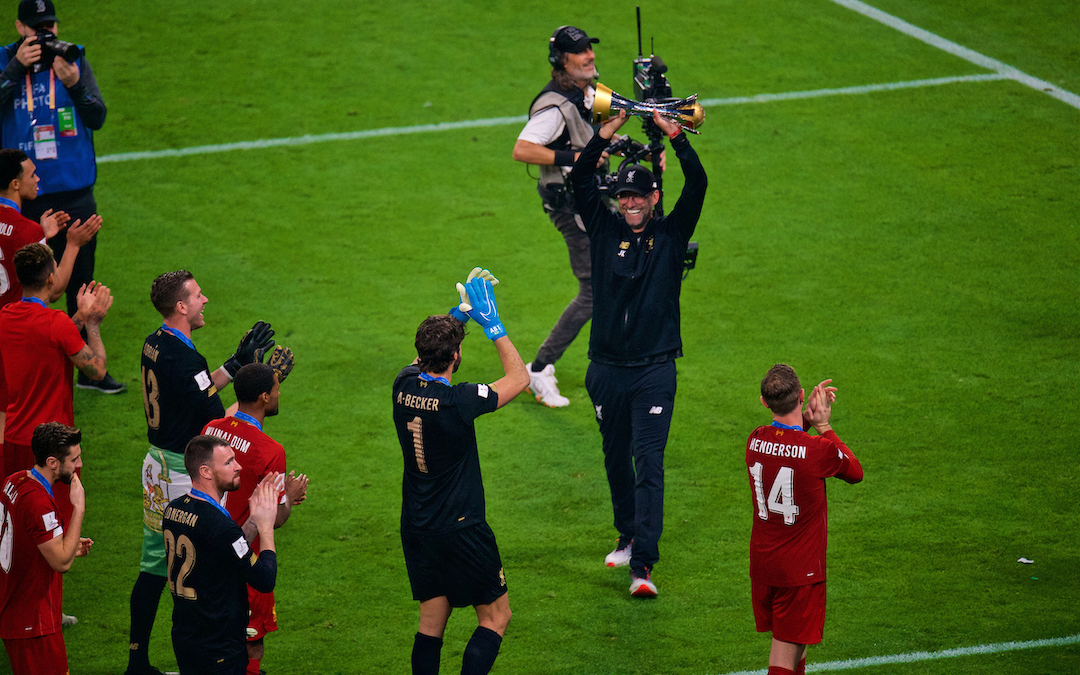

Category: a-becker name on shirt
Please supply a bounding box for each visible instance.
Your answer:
[749,437,807,460]
[163,505,199,528]
[396,391,439,411]
[143,342,160,363]
[204,426,252,454]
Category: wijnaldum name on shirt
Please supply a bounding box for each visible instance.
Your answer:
[749,437,807,460]
[396,392,439,411]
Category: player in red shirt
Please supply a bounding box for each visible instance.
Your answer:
[0,243,111,523]
[0,148,99,437]
[746,364,863,675]
[202,361,305,675]
[0,422,93,675]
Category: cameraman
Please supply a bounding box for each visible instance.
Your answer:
[510,26,605,409]
[0,0,120,394]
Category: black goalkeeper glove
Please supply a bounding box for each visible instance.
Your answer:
[266,345,295,383]
[223,320,275,379]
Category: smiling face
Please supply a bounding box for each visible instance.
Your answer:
[178,279,208,331]
[617,190,660,231]
[563,47,597,83]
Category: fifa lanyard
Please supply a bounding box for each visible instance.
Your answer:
[0,197,20,211]
[160,323,196,351]
[25,70,55,121]
[418,372,450,386]
[233,410,262,431]
[771,421,803,432]
[21,296,48,308]
[189,489,231,518]
[30,467,53,497]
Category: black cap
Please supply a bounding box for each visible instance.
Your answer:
[614,164,657,196]
[551,26,598,54]
[18,0,58,26]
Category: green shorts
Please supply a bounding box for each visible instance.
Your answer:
[140,446,191,576]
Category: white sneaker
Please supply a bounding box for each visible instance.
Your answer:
[605,540,633,568]
[526,363,570,407]
[630,573,657,598]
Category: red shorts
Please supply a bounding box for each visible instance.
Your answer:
[752,579,826,645]
[3,631,69,675]
[246,586,278,641]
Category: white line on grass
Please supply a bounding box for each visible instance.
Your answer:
[828,0,1080,109]
[97,75,1007,165]
[714,633,1080,675]
[697,73,1007,107]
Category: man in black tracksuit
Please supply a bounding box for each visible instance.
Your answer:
[571,109,707,597]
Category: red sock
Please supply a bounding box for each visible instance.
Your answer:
[767,667,795,675]
[246,657,261,675]
[796,657,806,675]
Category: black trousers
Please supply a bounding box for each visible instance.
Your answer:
[585,360,677,574]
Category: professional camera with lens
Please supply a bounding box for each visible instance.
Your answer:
[28,30,80,68]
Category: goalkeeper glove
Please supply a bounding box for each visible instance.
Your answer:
[223,320,275,379]
[463,277,506,340]
[266,345,295,383]
[449,267,500,324]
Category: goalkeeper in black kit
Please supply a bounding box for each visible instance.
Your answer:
[393,269,530,675]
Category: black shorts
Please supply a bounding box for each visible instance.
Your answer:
[401,522,507,608]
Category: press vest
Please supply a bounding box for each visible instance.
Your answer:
[0,43,97,193]
[528,81,596,187]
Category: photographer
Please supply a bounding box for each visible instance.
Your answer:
[510,26,605,409]
[0,0,120,393]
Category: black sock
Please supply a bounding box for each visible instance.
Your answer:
[460,626,502,675]
[127,572,167,670]
[412,632,443,675]
[531,361,548,372]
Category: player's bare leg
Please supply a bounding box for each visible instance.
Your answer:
[245,638,264,675]
[413,596,452,675]
[462,593,510,675]
[769,638,807,674]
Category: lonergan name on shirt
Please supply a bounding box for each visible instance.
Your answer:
[163,505,199,528]
[143,342,160,362]
[396,391,439,411]
[749,437,807,460]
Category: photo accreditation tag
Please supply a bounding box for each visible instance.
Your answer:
[58,108,78,138]
[33,124,57,160]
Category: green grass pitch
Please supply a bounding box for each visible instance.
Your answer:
[3,0,1077,673]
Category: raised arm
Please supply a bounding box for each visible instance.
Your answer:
[570,111,629,233]
[49,215,102,303]
[460,276,529,408]
[650,111,708,241]
[68,282,111,380]
[214,320,276,390]
[489,335,529,409]
[36,474,92,573]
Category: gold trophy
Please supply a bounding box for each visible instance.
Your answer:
[592,82,705,134]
